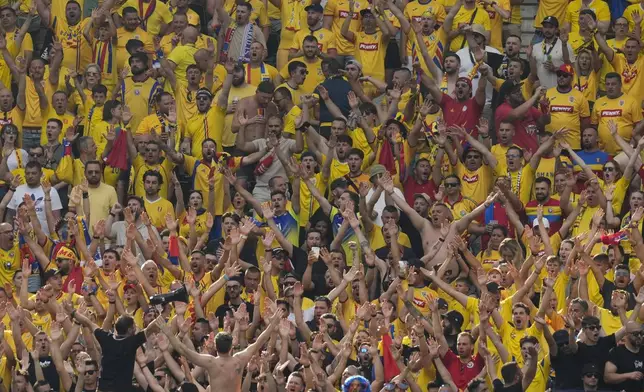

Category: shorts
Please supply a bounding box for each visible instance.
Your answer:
[385,40,402,69]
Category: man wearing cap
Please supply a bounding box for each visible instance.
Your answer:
[290,4,337,58]
[341,6,393,97]
[563,0,610,34]
[279,36,325,94]
[544,63,590,149]
[448,0,490,51]
[532,16,574,89]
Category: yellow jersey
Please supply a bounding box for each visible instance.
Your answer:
[167,44,199,86]
[279,57,325,94]
[403,0,447,25]
[290,27,337,54]
[40,109,74,145]
[115,27,154,71]
[324,0,367,55]
[449,6,491,51]
[565,0,611,33]
[545,87,590,150]
[185,105,226,157]
[353,31,388,82]
[592,93,643,154]
[51,16,92,72]
[406,27,448,78]
[610,53,644,102]
[480,0,510,50]
[144,197,175,231]
[119,76,162,132]
[132,155,176,199]
[0,242,20,289]
[455,161,494,205]
[120,0,173,36]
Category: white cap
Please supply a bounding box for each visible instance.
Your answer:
[532,218,550,229]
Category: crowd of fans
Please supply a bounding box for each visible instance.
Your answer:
[2,0,644,391]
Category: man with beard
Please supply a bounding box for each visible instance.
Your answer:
[426,62,488,137]
[573,127,609,182]
[214,278,254,328]
[142,170,174,231]
[0,7,33,66]
[279,36,325,94]
[591,73,644,155]
[434,175,477,221]
[35,0,97,72]
[115,7,155,71]
[605,321,644,392]
[0,87,22,130]
[403,158,435,206]
[218,2,266,63]
[118,53,162,133]
[39,91,75,146]
[532,16,573,89]
[456,25,500,110]
[218,63,257,153]
[137,91,179,144]
[525,177,561,234]
[289,4,337,59]
[486,35,530,81]
[70,161,117,229]
[245,42,279,86]
[496,82,546,155]
[7,161,61,232]
[105,197,161,263]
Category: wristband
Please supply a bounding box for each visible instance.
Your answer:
[109,212,116,217]
[9,187,15,192]
[82,192,89,199]
[44,198,51,202]
[240,234,248,240]
[93,236,101,240]
[224,274,230,281]
[439,238,445,242]
[481,135,490,139]
[109,301,116,304]
[71,310,77,318]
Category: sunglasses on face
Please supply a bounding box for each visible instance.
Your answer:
[632,331,644,337]
[85,370,96,375]
[585,373,599,378]
[444,182,459,188]
[604,166,616,172]
[584,325,600,331]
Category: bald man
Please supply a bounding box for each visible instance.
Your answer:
[163,25,200,86]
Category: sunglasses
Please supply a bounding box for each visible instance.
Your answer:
[584,325,600,331]
[584,373,599,378]
[604,166,616,172]
[444,182,459,188]
[86,370,96,375]
[384,382,409,390]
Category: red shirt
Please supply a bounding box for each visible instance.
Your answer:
[403,176,436,206]
[495,103,541,155]
[440,93,483,138]
[442,350,485,390]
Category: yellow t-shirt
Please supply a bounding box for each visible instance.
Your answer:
[290,28,337,54]
[40,109,74,145]
[324,0,367,55]
[477,249,502,271]
[116,27,155,71]
[224,0,270,28]
[298,172,327,227]
[120,76,162,133]
[592,93,643,154]
[353,31,388,82]
[23,77,57,128]
[449,6,491,51]
[172,82,200,132]
[144,197,175,231]
[215,83,257,147]
[51,16,92,72]
[279,58,325,94]
[167,44,199,86]
[0,242,20,289]
[243,62,279,87]
[480,0,510,50]
[565,0,611,33]
[185,105,226,157]
[277,0,311,49]
[545,87,590,150]
[132,155,176,199]
[406,28,448,78]
[455,161,494,205]
[403,0,447,25]
[535,0,567,28]
[599,307,633,335]
[610,53,644,103]
[120,0,173,36]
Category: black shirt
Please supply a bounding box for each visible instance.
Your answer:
[214,301,254,328]
[28,354,59,391]
[601,280,636,310]
[606,345,644,392]
[552,350,581,389]
[576,334,617,389]
[315,76,352,123]
[94,329,146,392]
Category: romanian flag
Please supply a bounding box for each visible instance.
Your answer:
[168,235,180,266]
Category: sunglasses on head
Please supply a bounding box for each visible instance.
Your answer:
[384,382,409,390]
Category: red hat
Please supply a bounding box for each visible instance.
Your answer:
[456,76,473,89]
[557,64,574,76]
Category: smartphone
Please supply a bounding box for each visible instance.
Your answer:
[311,246,320,258]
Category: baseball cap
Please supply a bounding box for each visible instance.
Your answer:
[532,217,550,229]
[55,246,78,262]
[304,4,323,12]
[542,16,559,27]
[582,363,599,376]
[557,64,574,76]
[414,193,432,203]
[359,8,374,17]
[553,329,569,346]
[43,269,62,281]
[456,76,473,90]
[437,298,449,310]
[123,283,138,292]
[498,80,521,102]
[441,310,464,332]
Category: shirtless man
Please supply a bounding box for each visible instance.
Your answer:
[159,307,283,391]
[380,174,498,269]
[231,81,279,142]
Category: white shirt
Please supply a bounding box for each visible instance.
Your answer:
[456,46,501,106]
[366,186,405,227]
[8,184,62,235]
[532,38,576,89]
[110,221,160,265]
[7,149,28,172]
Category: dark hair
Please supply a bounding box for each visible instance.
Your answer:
[535,176,552,187]
[347,148,364,160]
[491,224,508,237]
[103,248,121,260]
[143,170,164,185]
[222,211,241,224]
[0,7,16,16]
[122,6,138,17]
[303,35,319,45]
[237,2,252,11]
[270,190,286,199]
[605,72,622,83]
[215,332,234,353]
[102,100,121,122]
[126,39,145,53]
[127,195,145,207]
[444,52,461,63]
[84,160,102,171]
[500,362,520,384]
[336,134,352,145]
[359,102,377,116]
[114,315,135,335]
[288,61,307,76]
[314,296,332,308]
[45,119,63,129]
[92,84,108,96]
[579,8,597,20]
[128,52,149,66]
[156,91,173,104]
[330,178,347,191]
[257,81,275,94]
[322,58,342,75]
[276,299,291,312]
